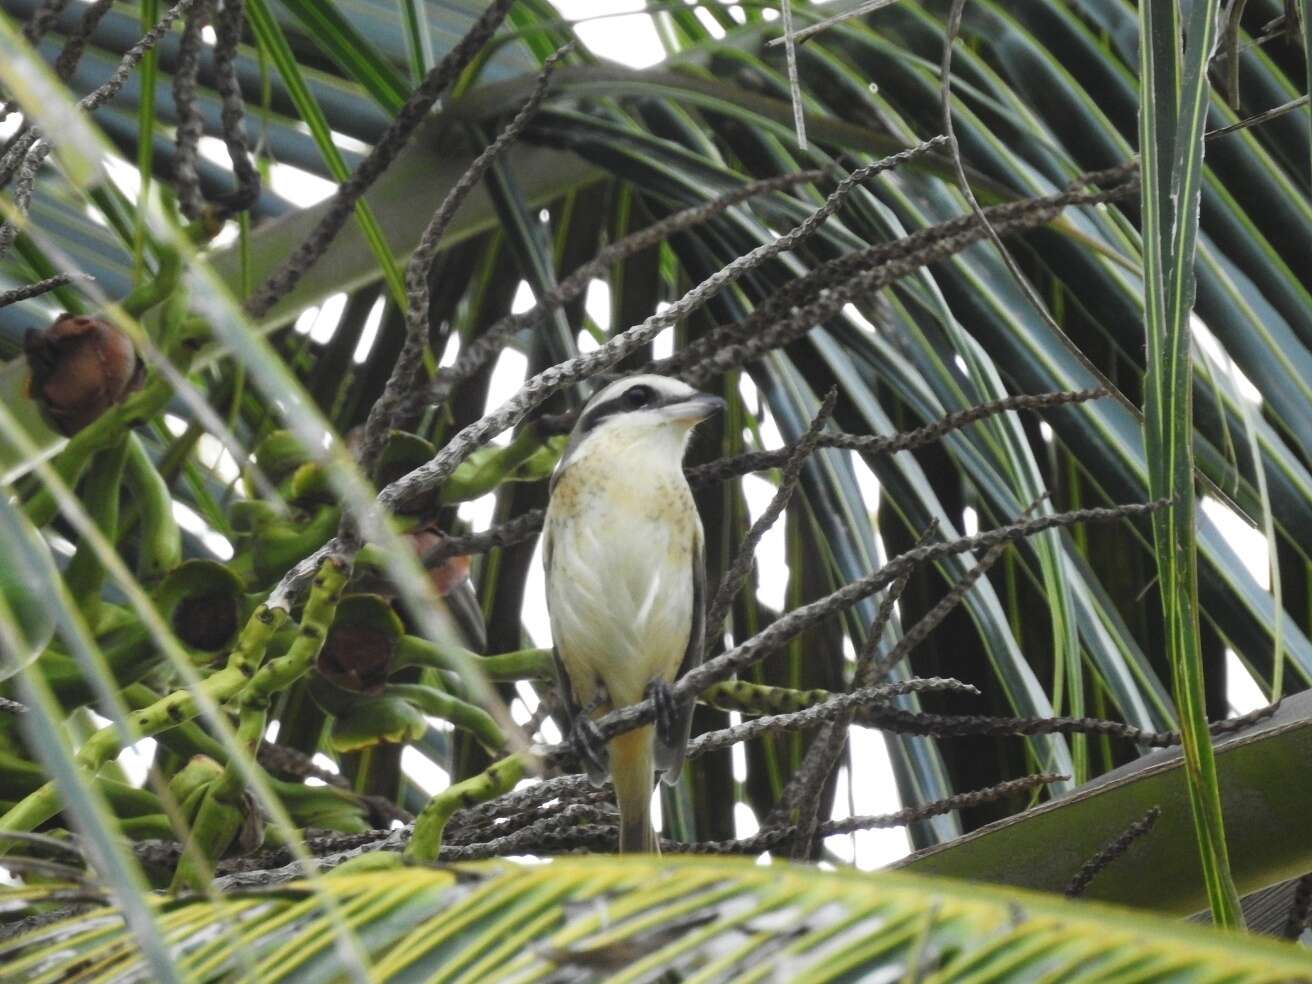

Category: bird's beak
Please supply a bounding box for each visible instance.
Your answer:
[662,393,726,423]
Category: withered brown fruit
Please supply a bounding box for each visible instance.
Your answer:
[24,314,145,436]
[407,526,472,597]
[317,624,394,694]
[172,591,240,652]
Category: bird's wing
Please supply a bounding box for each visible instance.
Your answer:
[544,519,609,787]
[550,644,578,723]
[656,524,704,785]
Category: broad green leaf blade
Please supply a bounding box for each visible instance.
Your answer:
[4,856,1309,982]
[208,137,604,328]
[900,690,1312,919]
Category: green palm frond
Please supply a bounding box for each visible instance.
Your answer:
[4,857,1309,982]
[901,690,1312,917]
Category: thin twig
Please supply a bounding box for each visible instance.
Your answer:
[211,0,260,216]
[0,0,200,259]
[1206,94,1310,137]
[446,788,614,847]
[441,803,618,858]
[779,0,807,149]
[782,515,1016,857]
[0,272,91,308]
[443,772,1063,859]
[271,140,951,602]
[673,176,1137,384]
[422,393,1098,566]
[2,0,107,141]
[354,46,571,482]
[764,0,906,48]
[1065,806,1161,898]
[773,719,843,854]
[52,0,114,82]
[724,773,1063,856]
[822,773,1065,834]
[857,521,939,687]
[864,497,1043,685]
[767,520,934,848]
[857,700,1279,747]
[1,0,77,116]
[422,509,548,566]
[683,678,979,760]
[687,390,1108,486]
[450,772,595,830]
[0,140,46,261]
[245,0,517,318]
[21,0,74,44]
[417,168,828,417]
[83,0,200,113]
[536,499,1167,765]
[172,0,213,220]
[704,389,836,642]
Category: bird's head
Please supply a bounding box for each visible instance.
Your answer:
[556,374,725,475]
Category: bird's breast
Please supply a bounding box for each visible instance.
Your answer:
[545,441,699,708]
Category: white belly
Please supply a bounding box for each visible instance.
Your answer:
[545,435,699,710]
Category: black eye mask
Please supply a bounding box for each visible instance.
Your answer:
[578,384,687,434]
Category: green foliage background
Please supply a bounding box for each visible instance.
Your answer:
[0,0,1309,978]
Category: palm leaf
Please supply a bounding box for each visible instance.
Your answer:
[900,689,1312,917]
[3,856,1308,982]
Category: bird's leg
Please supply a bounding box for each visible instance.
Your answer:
[571,685,610,777]
[570,717,608,777]
[646,678,681,752]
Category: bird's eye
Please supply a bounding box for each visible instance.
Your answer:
[624,384,653,408]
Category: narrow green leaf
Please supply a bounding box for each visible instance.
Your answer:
[245,0,407,308]
[0,495,180,982]
[396,0,434,80]
[132,0,159,283]
[1138,0,1244,928]
[275,0,411,113]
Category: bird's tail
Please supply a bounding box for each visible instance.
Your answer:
[610,724,659,854]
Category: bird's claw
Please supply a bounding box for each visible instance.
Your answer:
[647,678,681,750]
[571,716,608,776]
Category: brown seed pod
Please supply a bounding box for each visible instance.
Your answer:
[317,623,395,694]
[315,594,407,695]
[156,560,245,655]
[172,591,240,653]
[406,526,472,597]
[24,313,145,436]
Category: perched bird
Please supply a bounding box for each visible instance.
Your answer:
[544,374,724,853]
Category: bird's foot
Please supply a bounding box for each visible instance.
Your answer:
[580,685,609,717]
[570,716,609,777]
[646,678,681,750]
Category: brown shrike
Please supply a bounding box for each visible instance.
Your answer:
[543,374,723,852]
